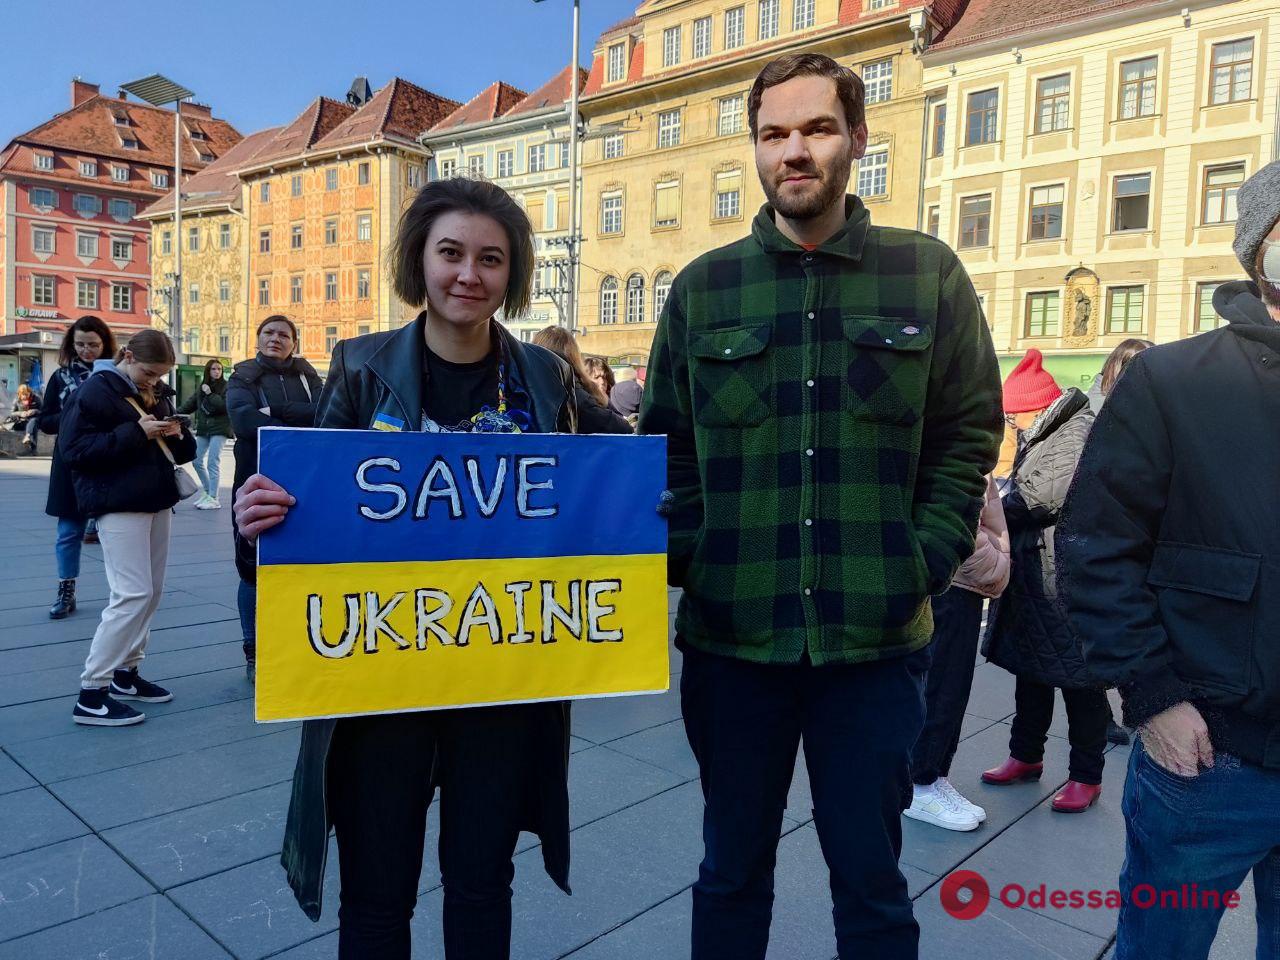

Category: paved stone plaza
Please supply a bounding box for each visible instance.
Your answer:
[0,453,1260,959]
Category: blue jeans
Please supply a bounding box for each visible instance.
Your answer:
[1117,738,1280,959]
[680,642,927,960]
[238,579,256,660]
[55,516,87,580]
[192,434,227,499]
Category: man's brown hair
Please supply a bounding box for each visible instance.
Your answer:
[748,53,865,141]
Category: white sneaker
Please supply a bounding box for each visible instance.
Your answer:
[937,777,987,823]
[194,495,220,510]
[904,782,980,831]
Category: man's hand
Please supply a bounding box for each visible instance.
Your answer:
[235,473,295,542]
[1139,701,1214,777]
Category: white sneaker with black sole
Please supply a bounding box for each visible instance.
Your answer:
[110,668,173,703]
[904,781,980,831]
[937,776,987,823]
[73,687,144,726]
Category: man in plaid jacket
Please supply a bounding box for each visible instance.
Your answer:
[639,54,1003,959]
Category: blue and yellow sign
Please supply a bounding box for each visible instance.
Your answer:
[255,428,670,722]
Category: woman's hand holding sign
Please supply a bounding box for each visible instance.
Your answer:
[235,473,296,541]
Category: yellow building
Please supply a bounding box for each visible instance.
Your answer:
[577,0,965,360]
[237,80,459,364]
[921,0,1280,386]
[140,127,280,364]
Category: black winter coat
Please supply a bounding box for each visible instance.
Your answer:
[1058,281,1280,767]
[982,388,1096,688]
[58,369,196,517]
[40,362,93,519]
[178,383,233,438]
[281,315,578,922]
[575,384,632,434]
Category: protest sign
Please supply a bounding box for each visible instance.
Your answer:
[255,428,670,722]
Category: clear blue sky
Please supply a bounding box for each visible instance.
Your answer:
[0,0,638,141]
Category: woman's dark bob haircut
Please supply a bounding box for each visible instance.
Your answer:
[389,177,535,319]
[58,315,116,367]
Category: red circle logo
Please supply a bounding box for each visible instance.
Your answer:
[940,870,990,920]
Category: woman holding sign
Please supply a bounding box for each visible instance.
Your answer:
[236,177,577,959]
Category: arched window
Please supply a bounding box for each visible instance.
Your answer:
[625,273,645,324]
[653,271,673,322]
[600,277,619,325]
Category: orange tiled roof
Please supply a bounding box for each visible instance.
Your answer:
[318,78,461,147]
[932,0,1153,49]
[431,81,529,131]
[139,125,282,218]
[505,66,589,117]
[245,97,357,169]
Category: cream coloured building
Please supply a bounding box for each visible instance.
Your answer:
[921,0,1280,386]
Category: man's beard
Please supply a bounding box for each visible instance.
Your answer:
[1259,277,1280,311]
[760,146,855,221]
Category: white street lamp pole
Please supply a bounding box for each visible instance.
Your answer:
[173,99,183,356]
[566,0,581,332]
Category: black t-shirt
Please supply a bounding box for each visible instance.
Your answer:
[422,344,500,432]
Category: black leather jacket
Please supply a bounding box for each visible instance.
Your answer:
[281,314,577,921]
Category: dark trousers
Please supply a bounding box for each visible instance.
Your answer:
[328,704,552,960]
[680,641,927,960]
[911,587,984,785]
[237,579,255,660]
[1008,676,1109,785]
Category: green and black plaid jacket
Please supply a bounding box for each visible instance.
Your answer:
[639,197,1003,665]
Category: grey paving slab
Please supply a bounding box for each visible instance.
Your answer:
[0,752,35,795]
[2,618,242,675]
[607,718,699,780]
[959,711,1001,742]
[0,834,153,941]
[0,893,231,960]
[572,682,681,744]
[271,932,338,959]
[0,787,87,858]
[570,745,687,828]
[965,663,1016,722]
[914,888,1109,960]
[167,842,340,960]
[0,601,237,652]
[1210,876,1256,959]
[48,728,299,830]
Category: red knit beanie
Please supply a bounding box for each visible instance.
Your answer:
[1003,349,1062,414]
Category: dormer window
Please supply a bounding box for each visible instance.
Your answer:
[111,165,129,183]
[33,153,53,171]
[120,137,139,150]
[111,108,130,127]
[198,151,214,163]
[79,159,97,178]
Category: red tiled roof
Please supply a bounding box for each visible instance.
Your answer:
[933,0,1154,50]
[318,78,461,147]
[599,14,641,38]
[505,66,589,118]
[431,81,528,131]
[139,125,282,218]
[247,97,357,169]
[583,54,606,97]
[627,40,646,83]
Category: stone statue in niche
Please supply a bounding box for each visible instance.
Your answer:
[1073,291,1093,337]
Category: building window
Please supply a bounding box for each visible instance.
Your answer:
[290,275,303,303]
[1113,173,1152,232]
[77,279,97,309]
[725,6,745,48]
[965,89,999,146]
[1210,39,1253,105]
[654,180,680,228]
[259,230,271,253]
[793,0,815,30]
[869,0,892,8]
[73,194,102,216]
[1025,292,1061,337]
[111,283,131,312]
[625,273,646,324]
[601,192,623,235]
[258,278,270,306]
[189,283,200,304]
[188,226,200,251]
[603,134,624,160]
[863,59,893,104]
[600,277,619,324]
[759,0,779,39]
[260,182,271,203]
[958,194,992,248]
[559,141,570,170]
[111,165,128,183]
[713,169,743,221]
[111,237,132,260]
[325,272,338,301]
[291,174,303,197]
[357,214,372,242]
[358,162,371,185]
[693,16,712,58]
[528,144,547,173]
[1119,57,1158,119]
[856,148,889,198]
[607,43,627,84]
[658,109,682,148]
[438,158,457,180]
[79,160,97,178]
[291,224,304,249]
[358,324,372,337]
[34,153,53,171]
[326,168,339,191]
[32,226,55,254]
[1202,163,1244,225]
[930,103,947,157]
[1028,184,1065,240]
[498,150,514,178]
[77,232,99,259]
[32,275,55,305]
[151,171,168,188]
[718,95,745,136]
[162,231,172,255]
[186,329,200,353]
[653,271,673,321]
[407,164,424,188]
[358,269,371,299]
[325,219,338,245]
[325,326,338,353]
[30,187,57,210]
[109,199,135,221]
[219,327,231,353]
[1107,286,1145,334]
[926,205,940,238]
[663,25,681,67]
[1034,74,1071,133]
[468,154,485,177]
[218,280,230,303]
[1195,282,1224,332]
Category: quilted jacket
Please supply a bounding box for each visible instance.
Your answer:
[982,388,1097,688]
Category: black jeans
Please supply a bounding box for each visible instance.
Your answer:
[911,587,984,785]
[680,641,927,960]
[1008,676,1109,785]
[328,704,556,960]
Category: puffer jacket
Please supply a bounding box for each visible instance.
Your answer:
[982,388,1097,687]
[950,475,1009,599]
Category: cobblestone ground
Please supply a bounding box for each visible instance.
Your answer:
[0,452,1258,958]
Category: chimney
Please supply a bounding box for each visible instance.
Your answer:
[184,101,213,119]
[71,79,100,108]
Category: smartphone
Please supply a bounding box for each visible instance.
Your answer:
[165,414,191,426]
